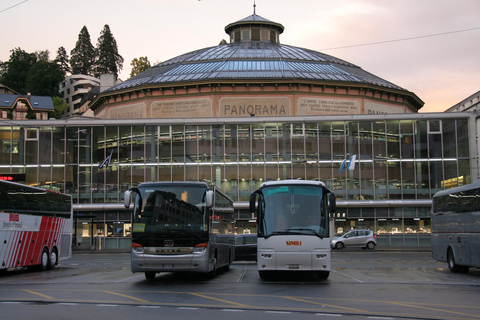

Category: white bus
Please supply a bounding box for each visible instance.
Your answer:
[250,180,336,280]
[124,181,234,280]
[432,180,480,273]
[0,180,72,272]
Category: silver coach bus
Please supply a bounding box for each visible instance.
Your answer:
[124,181,234,280]
[431,180,480,273]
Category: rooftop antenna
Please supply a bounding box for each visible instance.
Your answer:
[253,1,256,15]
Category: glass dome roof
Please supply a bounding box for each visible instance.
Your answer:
[106,11,406,93]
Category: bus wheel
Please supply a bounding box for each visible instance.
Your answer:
[315,271,330,280]
[447,248,469,273]
[207,258,217,279]
[38,248,49,271]
[259,271,271,280]
[145,272,156,280]
[48,248,58,270]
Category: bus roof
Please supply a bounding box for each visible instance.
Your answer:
[433,179,480,198]
[138,181,209,188]
[259,179,328,190]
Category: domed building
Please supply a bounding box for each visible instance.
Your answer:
[90,9,423,118]
[0,8,473,249]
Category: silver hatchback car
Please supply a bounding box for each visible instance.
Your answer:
[331,229,377,250]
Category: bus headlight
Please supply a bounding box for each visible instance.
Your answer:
[193,243,208,253]
[261,253,272,259]
[132,243,145,254]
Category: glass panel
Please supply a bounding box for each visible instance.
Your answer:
[145,125,157,163]
[402,161,416,199]
[52,127,65,164]
[132,125,145,163]
[400,120,414,159]
[442,119,456,158]
[185,125,198,163]
[198,125,211,162]
[386,120,400,159]
[265,123,277,162]
[416,161,430,199]
[0,127,11,164]
[118,126,131,163]
[457,119,469,158]
[79,166,91,203]
[11,127,21,164]
[39,127,51,164]
[252,123,264,162]
[414,120,428,158]
[78,127,91,164]
[159,126,171,163]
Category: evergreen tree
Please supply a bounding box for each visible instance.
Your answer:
[95,24,123,79]
[55,46,71,76]
[25,60,64,96]
[0,48,37,94]
[70,26,96,75]
[130,56,151,77]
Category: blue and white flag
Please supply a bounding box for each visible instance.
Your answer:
[340,154,356,174]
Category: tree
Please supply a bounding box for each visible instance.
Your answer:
[55,46,71,76]
[0,48,37,94]
[95,24,123,79]
[130,56,151,77]
[70,26,96,75]
[25,60,64,96]
[50,96,69,119]
[35,50,50,62]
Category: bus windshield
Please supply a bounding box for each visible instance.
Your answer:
[133,185,208,239]
[259,185,328,238]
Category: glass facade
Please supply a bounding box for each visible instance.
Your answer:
[0,113,473,247]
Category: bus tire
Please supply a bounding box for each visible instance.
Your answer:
[38,248,49,271]
[447,248,469,273]
[47,248,58,270]
[145,272,156,280]
[259,271,271,280]
[207,258,217,279]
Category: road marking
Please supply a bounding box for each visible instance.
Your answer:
[103,290,151,304]
[316,314,342,317]
[189,292,250,308]
[331,269,363,283]
[22,289,55,300]
[97,304,118,307]
[283,296,368,314]
[139,306,160,309]
[222,309,244,312]
[368,317,394,320]
[388,301,480,319]
[266,311,291,314]
[178,307,198,310]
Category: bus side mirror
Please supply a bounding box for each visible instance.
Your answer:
[249,190,258,213]
[329,193,336,213]
[124,190,131,208]
[206,190,214,208]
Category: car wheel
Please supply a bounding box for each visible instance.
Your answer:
[366,241,376,250]
[335,242,344,250]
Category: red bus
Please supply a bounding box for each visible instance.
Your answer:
[0,180,72,272]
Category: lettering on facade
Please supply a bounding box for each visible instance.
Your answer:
[220,97,291,117]
[152,98,212,118]
[298,97,360,115]
[364,100,405,114]
[108,103,146,119]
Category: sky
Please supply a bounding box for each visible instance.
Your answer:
[1,0,479,113]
